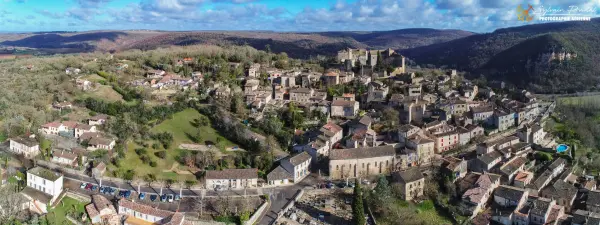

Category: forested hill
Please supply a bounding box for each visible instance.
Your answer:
[0,29,473,59]
[400,19,600,93]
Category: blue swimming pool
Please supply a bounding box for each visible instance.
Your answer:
[556,144,569,153]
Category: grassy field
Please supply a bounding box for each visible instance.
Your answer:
[108,108,237,180]
[376,200,453,225]
[80,84,123,102]
[557,95,600,105]
[151,108,236,148]
[45,197,88,225]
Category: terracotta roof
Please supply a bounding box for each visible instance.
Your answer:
[442,156,464,172]
[267,166,292,181]
[330,145,396,160]
[86,204,100,218]
[499,157,527,176]
[53,150,77,160]
[205,168,258,180]
[331,100,357,107]
[89,136,114,146]
[80,132,101,140]
[514,171,533,183]
[358,115,372,126]
[62,121,78,129]
[393,168,424,183]
[461,173,501,204]
[321,122,342,134]
[42,121,62,128]
[287,152,311,166]
[75,123,94,130]
[118,199,173,218]
[95,162,106,171]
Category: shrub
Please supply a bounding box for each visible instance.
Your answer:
[149,161,157,167]
[135,148,147,155]
[140,155,150,164]
[152,143,160,149]
[155,151,166,159]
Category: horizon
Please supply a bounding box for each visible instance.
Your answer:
[0,0,598,33]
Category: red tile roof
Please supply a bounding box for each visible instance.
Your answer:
[42,122,62,128]
[322,122,342,133]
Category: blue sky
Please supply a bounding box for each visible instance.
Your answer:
[0,0,598,32]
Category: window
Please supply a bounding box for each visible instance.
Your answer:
[336,165,339,170]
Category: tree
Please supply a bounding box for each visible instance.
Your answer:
[373,175,391,203]
[0,185,28,223]
[185,180,197,189]
[381,108,400,129]
[145,174,157,187]
[352,179,366,225]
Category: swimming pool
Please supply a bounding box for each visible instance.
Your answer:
[556,144,569,153]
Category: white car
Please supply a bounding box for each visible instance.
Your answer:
[80,183,87,189]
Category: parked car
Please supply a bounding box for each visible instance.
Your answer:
[362,179,371,185]
[160,195,167,202]
[337,182,347,188]
[175,195,181,201]
[124,190,132,198]
[118,190,125,197]
[85,183,93,190]
[326,182,333,189]
[139,193,146,200]
[91,185,98,191]
[167,194,174,203]
[109,188,116,195]
[80,183,87,189]
[150,195,157,202]
[99,187,105,193]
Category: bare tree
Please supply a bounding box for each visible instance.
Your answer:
[0,185,27,223]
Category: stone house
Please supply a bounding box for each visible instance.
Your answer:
[329,145,396,179]
[289,88,314,103]
[458,172,501,217]
[330,100,359,118]
[494,110,515,131]
[9,136,40,158]
[441,156,467,182]
[118,199,186,225]
[204,168,258,190]
[540,180,577,211]
[280,152,311,183]
[392,168,425,201]
[516,123,546,145]
[85,195,119,225]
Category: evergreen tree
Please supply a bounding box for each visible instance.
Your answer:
[352,179,366,225]
[373,175,391,203]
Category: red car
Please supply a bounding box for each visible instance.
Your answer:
[85,183,93,190]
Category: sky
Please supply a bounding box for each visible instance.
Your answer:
[0,0,598,32]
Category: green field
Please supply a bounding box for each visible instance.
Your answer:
[45,197,88,225]
[557,95,600,105]
[108,108,236,180]
[376,200,453,225]
[151,108,236,147]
